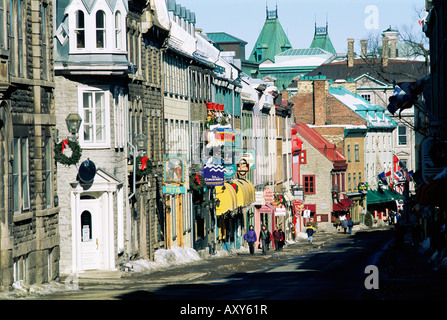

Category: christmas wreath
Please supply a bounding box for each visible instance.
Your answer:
[54,139,82,166]
[189,173,205,191]
[136,156,153,177]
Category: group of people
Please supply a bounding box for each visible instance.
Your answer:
[243,225,285,255]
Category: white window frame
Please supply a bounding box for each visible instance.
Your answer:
[78,86,111,149]
[68,3,127,54]
[13,137,30,214]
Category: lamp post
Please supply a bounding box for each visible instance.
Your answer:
[65,113,82,141]
[134,133,147,156]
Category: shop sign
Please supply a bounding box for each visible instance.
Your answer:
[275,206,286,216]
[202,164,224,186]
[264,187,275,203]
[163,186,186,194]
[163,156,184,185]
[254,191,265,206]
[224,164,237,179]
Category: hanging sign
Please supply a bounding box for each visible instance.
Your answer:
[202,164,224,186]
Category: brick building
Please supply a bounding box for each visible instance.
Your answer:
[0,0,59,288]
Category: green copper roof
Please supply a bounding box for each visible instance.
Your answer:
[309,25,336,55]
[249,17,292,63]
[206,32,247,45]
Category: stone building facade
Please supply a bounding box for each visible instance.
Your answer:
[0,0,59,289]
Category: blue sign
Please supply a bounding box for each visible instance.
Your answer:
[163,186,186,194]
[224,165,237,179]
[202,165,224,186]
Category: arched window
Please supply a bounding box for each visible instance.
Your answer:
[96,10,105,48]
[75,10,85,48]
[81,211,92,241]
[115,11,122,49]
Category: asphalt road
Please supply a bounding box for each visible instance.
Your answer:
[24,227,396,301]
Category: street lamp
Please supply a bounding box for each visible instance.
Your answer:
[134,133,147,155]
[65,113,82,140]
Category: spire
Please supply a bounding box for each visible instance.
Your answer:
[266,0,278,19]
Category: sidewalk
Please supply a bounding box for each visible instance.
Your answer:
[365,236,447,300]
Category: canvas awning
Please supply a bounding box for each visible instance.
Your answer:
[215,182,237,216]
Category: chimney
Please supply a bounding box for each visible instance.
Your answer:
[313,79,328,126]
[361,40,367,58]
[347,38,354,67]
[382,37,389,67]
[389,38,397,58]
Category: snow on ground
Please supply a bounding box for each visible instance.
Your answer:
[123,246,202,272]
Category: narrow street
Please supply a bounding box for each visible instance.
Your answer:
[16,227,398,301]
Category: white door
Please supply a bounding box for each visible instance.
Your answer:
[79,199,102,270]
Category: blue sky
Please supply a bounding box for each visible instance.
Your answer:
[175,0,427,56]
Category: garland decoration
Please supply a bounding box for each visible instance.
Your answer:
[54,139,82,166]
[189,173,205,192]
[136,156,153,177]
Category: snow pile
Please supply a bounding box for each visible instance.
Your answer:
[0,280,70,299]
[124,246,202,272]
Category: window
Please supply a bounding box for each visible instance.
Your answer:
[299,150,307,164]
[13,137,30,214]
[398,125,407,145]
[115,11,122,49]
[44,137,52,208]
[42,3,49,80]
[95,10,105,48]
[75,10,85,48]
[79,88,110,147]
[303,175,315,194]
[0,0,6,48]
[17,0,24,76]
[361,94,371,102]
[347,145,351,162]
[348,173,351,191]
[81,211,92,241]
[355,144,359,162]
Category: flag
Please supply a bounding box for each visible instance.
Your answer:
[378,171,388,185]
[394,170,404,182]
[385,171,392,177]
[387,77,426,115]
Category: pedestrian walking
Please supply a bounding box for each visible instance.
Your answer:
[273,227,281,251]
[259,225,273,255]
[244,225,257,255]
[306,223,316,244]
[342,219,348,234]
[347,218,354,235]
[279,228,285,250]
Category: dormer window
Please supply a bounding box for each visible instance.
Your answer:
[67,2,126,54]
[96,10,105,48]
[115,11,122,49]
[75,10,85,48]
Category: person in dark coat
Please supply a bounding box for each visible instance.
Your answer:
[306,223,316,244]
[273,227,281,251]
[342,219,348,234]
[279,228,285,250]
[347,218,354,235]
[244,225,257,255]
[259,225,273,255]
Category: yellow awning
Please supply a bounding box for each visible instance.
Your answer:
[238,179,255,204]
[215,182,237,216]
[232,179,255,207]
[232,180,248,207]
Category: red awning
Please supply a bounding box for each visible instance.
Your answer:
[340,198,355,207]
[333,202,347,212]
